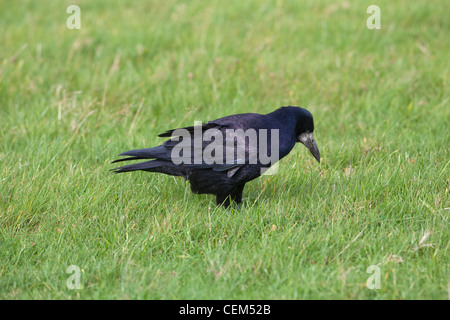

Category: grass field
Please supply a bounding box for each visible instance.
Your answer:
[0,0,448,299]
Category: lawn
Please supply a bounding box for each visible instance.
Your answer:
[0,0,448,299]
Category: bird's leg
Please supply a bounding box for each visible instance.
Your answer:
[230,185,244,205]
[217,185,245,208]
[216,194,231,208]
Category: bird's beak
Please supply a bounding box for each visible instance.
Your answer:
[298,132,320,163]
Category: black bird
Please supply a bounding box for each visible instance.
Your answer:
[112,106,320,208]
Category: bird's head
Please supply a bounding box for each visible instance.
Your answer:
[292,107,320,163]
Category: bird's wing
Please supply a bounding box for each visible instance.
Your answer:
[157,122,249,177]
[114,114,271,178]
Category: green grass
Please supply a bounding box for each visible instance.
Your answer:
[0,0,448,299]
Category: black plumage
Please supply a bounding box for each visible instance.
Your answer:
[112,106,320,207]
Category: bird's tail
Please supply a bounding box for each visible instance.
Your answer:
[111,159,168,173]
[112,146,168,162]
[111,146,166,172]
[111,146,188,177]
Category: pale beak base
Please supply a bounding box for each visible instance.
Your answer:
[298,132,320,163]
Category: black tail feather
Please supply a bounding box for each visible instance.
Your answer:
[112,145,170,165]
[111,160,165,173]
[111,156,144,164]
[118,146,166,158]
